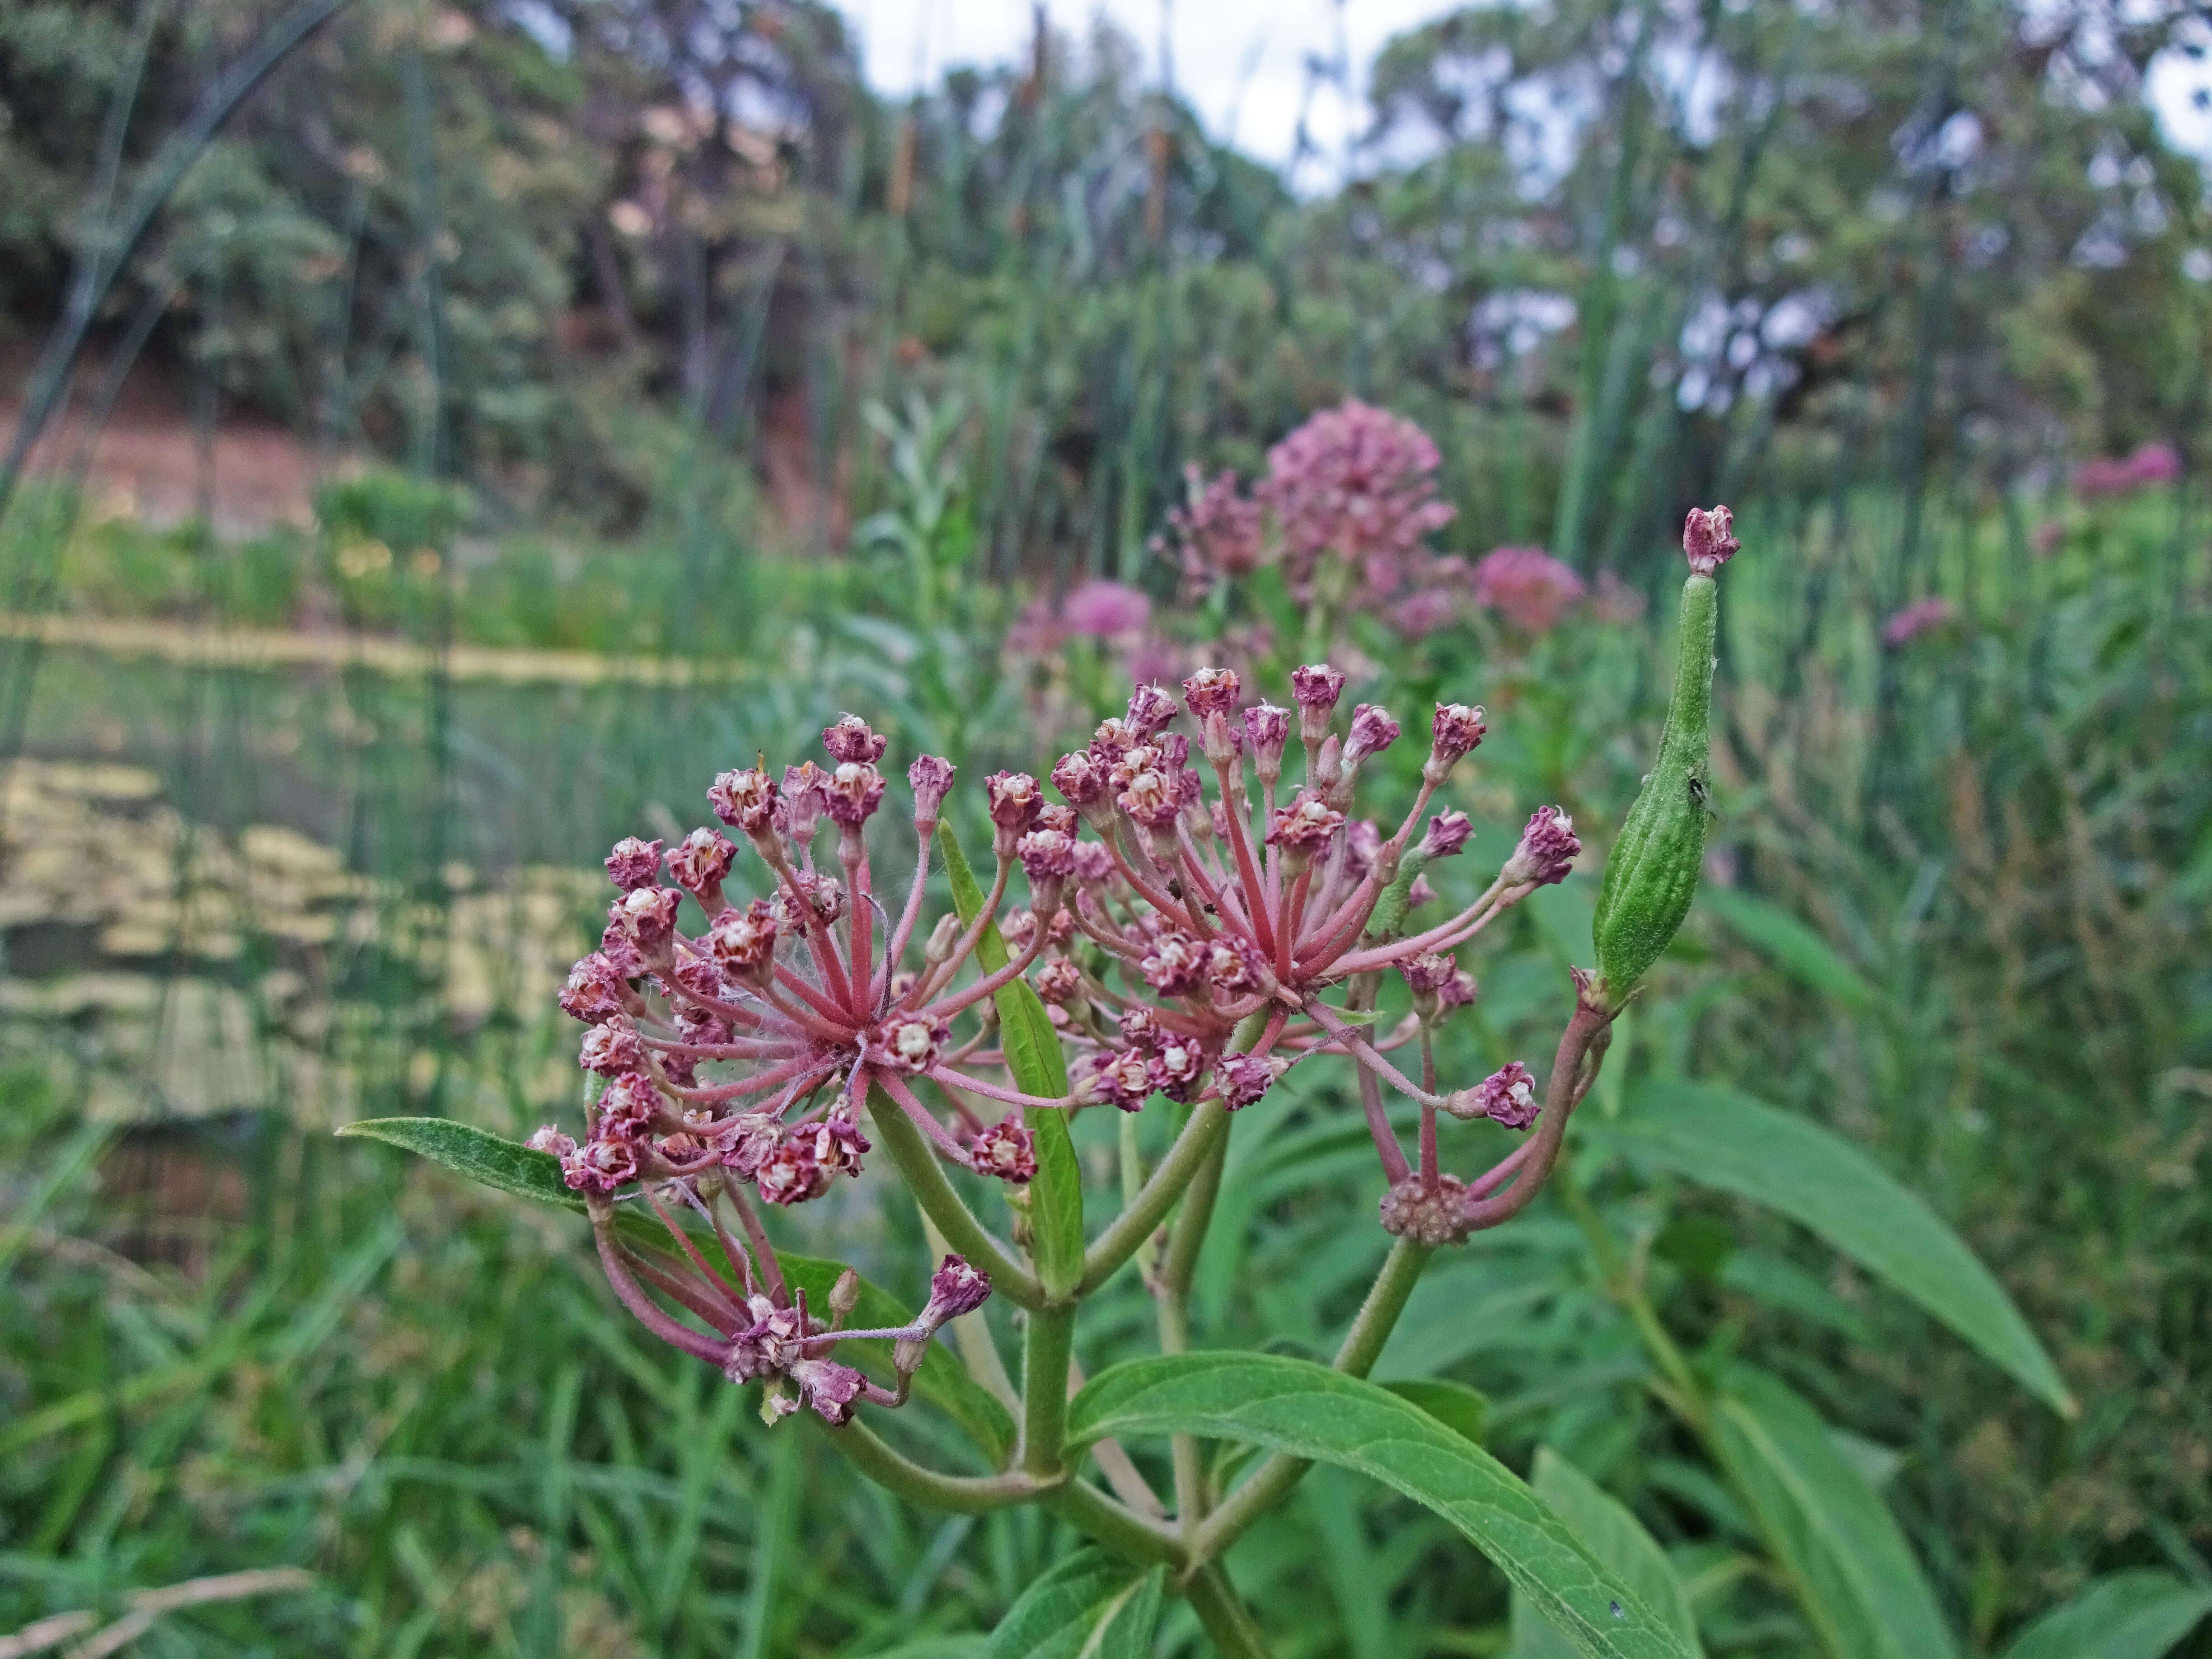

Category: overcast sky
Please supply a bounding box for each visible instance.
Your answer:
[834,0,2212,180]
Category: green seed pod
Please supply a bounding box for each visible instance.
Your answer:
[1591,507,1736,1009]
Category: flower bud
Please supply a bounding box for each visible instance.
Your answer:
[1125,684,1179,737]
[828,1268,862,1322]
[1242,702,1290,784]
[909,755,956,826]
[985,771,1044,853]
[604,837,664,892]
[1501,806,1581,888]
[923,911,962,965]
[1342,703,1400,772]
[1592,521,1730,1008]
[1032,956,1083,1005]
[1425,703,1486,785]
[1420,810,1472,860]
[1290,663,1346,746]
[1682,504,1739,576]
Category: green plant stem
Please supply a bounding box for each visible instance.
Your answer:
[1045,1477,1185,1568]
[1554,1158,1705,1420]
[1186,1237,1434,1568]
[1184,1561,1275,1658]
[1022,1305,1076,1478]
[866,1087,1043,1309]
[814,1418,1047,1513]
[1159,1115,1230,1533]
[1080,1099,1229,1294]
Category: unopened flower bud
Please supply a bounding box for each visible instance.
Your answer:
[1476,1060,1540,1128]
[1215,1053,1281,1110]
[1425,703,1487,784]
[605,836,664,891]
[1017,827,1077,883]
[1420,811,1472,860]
[1502,806,1580,888]
[1682,504,1739,576]
[1243,702,1290,783]
[1181,666,1240,717]
[1032,956,1083,1004]
[909,755,956,825]
[1291,663,1346,744]
[1125,684,1179,736]
[923,910,962,965]
[970,1116,1037,1182]
[828,1268,862,1322]
[1342,703,1401,771]
[822,712,889,764]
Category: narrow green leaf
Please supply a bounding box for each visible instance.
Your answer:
[339,1116,574,1207]
[1997,1570,2212,1659]
[982,1548,1162,1659]
[1602,1078,2074,1416]
[939,820,1083,1297]
[1706,1365,1955,1659]
[1382,1378,1492,1447]
[1697,887,1877,1012]
[1066,1352,1699,1659]
[1511,1449,1704,1659]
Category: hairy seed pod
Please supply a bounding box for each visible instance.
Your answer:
[1591,526,1728,1009]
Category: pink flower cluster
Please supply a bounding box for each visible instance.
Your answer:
[540,670,1596,1417]
[1471,546,1586,633]
[2074,441,2180,499]
[1880,596,1957,648]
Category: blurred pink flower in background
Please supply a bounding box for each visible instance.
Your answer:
[1257,399,1457,603]
[1472,546,1586,632]
[1881,596,1957,647]
[2030,520,2066,556]
[1388,569,1467,639]
[2074,441,2181,498]
[1060,579,1152,638]
[1590,570,1648,625]
[1158,464,1269,596]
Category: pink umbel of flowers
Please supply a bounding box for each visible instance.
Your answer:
[544,668,1603,1418]
[1255,399,1457,606]
[1471,546,1587,633]
[1157,464,1269,597]
[2075,441,2180,498]
[1060,579,1153,638]
[1880,596,1957,648]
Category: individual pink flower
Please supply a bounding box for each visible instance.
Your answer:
[1501,807,1580,888]
[1471,1061,1539,1129]
[1061,579,1152,638]
[1881,596,1957,648]
[1472,547,1585,632]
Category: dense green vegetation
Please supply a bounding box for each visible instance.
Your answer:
[1,0,2209,1654]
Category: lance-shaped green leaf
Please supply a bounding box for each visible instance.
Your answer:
[1697,887,1878,1013]
[1066,1352,1699,1659]
[1598,1078,2075,1416]
[337,1118,1013,1461]
[1996,1570,2212,1659]
[982,1548,1163,1659]
[1706,1365,1955,1659]
[1511,1449,1704,1659]
[1382,1378,1492,1448]
[939,820,1083,1298]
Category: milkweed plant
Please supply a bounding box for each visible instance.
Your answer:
[347,510,1743,1659]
